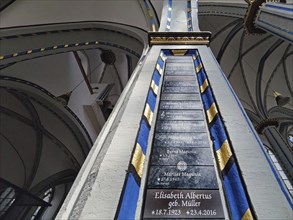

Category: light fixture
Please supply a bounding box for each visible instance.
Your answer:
[56,91,72,106]
[273,91,290,106]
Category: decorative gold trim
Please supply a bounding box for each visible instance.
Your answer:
[192,53,199,61]
[27,50,32,54]
[12,53,18,57]
[200,79,209,93]
[241,209,253,220]
[150,36,209,45]
[216,140,232,171]
[150,80,158,95]
[172,49,187,56]
[0,56,4,60]
[151,24,156,32]
[131,143,145,178]
[156,63,163,75]
[195,62,203,73]
[40,48,45,52]
[53,46,58,49]
[166,25,171,30]
[160,52,166,62]
[206,103,218,123]
[144,103,153,125]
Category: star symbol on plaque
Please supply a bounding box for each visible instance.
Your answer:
[186,211,190,215]
[157,178,160,181]
[152,211,155,215]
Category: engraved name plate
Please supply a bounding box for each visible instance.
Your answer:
[159,101,202,110]
[161,94,201,101]
[164,75,197,82]
[156,121,206,133]
[148,166,218,189]
[165,70,195,76]
[163,86,199,94]
[164,80,198,87]
[154,133,210,148]
[158,110,204,121]
[165,65,194,71]
[151,147,214,166]
[143,189,225,219]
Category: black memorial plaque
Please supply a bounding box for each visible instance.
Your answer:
[166,64,194,71]
[164,80,198,87]
[148,166,218,189]
[143,189,224,219]
[159,101,202,110]
[158,110,204,121]
[163,86,199,94]
[154,133,210,148]
[166,56,193,62]
[156,121,206,133]
[161,94,200,101]
[165,70,195,76]
[151,148,214,166]
[164,75,197,82]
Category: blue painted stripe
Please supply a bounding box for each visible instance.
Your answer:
[209,50,293,208]
[116,51,166,219]
[117,174,140,220]
[223,164,251,219]
[194,50,255,218]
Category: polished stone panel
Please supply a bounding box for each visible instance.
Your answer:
[151,147,214,166]
[163,86,199,94]
[158,110,204,121]
[159,101,202,110]
[165,70,195,76]
[143,189,224,219]
[164,81,198,87]
[166,63,194,69]
[156,121,206,133]
[148,166,218,189]
[154,133,210,148]
[161,94,200,101]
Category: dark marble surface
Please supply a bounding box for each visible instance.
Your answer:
[153,133,210,148]
[148,166,218,189]
[143,189,224,219]
[156,121,206,133]
[158,110,204,121]
[163,86,199,94]
[165,70,195,76]
[159,101,202,110]
[151,147,214,166]
[164,81,198,88]
[164,76,197,82]
[160,94,200,101]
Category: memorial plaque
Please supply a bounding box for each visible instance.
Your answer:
[163,86,199,94]
[154,133,210,148]
[165,70,195,76]
[166,56,193,62]
[158,110,204,121]
[148,166,218,189]
[159,101,202,110]
[143,189,224,219]
[166,63,194,69]
[164,80,198,87]
[164,75,197,82]
[151,147,214,166]
[156,121,206,133]
[161,94,201,101]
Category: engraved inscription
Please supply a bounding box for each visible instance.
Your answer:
[148,166,218,189]
[158,110,204,121]
[161,94,200,101]
[154,133,210,148]
[156,121,206,133]
[143,189,224,219]
[151,147,214,166]
[163,86,199,94]
[159,101,202,110]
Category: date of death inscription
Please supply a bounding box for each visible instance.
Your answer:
[143,189,224,219]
